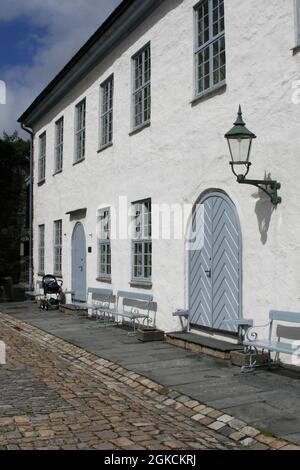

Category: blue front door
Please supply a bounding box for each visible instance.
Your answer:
[72,223,86,302]
[189,193,241,332]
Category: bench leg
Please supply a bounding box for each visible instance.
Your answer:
[241,346,260,373]
[128,318,137,337]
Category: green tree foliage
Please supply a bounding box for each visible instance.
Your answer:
[0,132,30,283]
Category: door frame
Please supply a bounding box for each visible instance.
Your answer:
[71,222,87,302]
[188,190,243,333]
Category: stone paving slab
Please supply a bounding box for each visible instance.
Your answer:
[1,302,300,448]
[0,315,243,450]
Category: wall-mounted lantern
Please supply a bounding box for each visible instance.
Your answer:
[225,106,281,205]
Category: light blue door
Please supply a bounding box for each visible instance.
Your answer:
[189,193,241,332]
[72,223,86,302]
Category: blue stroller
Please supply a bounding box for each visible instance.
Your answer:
[40,275,63,310]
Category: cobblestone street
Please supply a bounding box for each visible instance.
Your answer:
[0,312,298,451]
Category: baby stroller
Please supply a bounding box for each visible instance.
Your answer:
[40,275,63,310]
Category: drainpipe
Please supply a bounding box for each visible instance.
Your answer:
[21,123,34,292]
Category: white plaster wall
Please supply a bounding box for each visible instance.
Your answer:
[32,0,300,336]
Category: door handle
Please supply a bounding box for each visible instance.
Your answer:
[78,266,83,272]
[205,269,212,278]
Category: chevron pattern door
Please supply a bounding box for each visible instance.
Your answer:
[189,193,241,332]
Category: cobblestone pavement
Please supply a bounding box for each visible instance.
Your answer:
[0,313,298,451]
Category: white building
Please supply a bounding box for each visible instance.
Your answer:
[19,0,300,337]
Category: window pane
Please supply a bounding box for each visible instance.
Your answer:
[98,209,111,277]
[55,118,63,172]
[132,200,152,281]
[196,0,225,95]
[133,44,151,128]
[39,225,45,273]
[197,0,209,47]
[38,133,46,181]
[75,100,86,161]
[101,77,113,146]
[53,220,62,274]
[297,0,300,45]
[213,36,226,85]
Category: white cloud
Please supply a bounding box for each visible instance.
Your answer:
[0,0,122,135]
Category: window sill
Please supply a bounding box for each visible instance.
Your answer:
[37,272,45,277]
[73,158,85,166]
[129,121,151,136]
[53,273,63,279]
[292,44,300,55]
[191,82,227,107]
[96,277,112,284]
[37,179,46,187]
[98,143,113,154]
[130,281,152,290]
[53,169,63,176]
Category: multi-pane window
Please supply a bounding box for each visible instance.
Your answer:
[53,220,62,275]
[296,0,300,45]
[100,76,114,147]
[132,44,151,129]
[132,199,152,282]
[54,117,64,173]
[38,225,45,274]
[38,132,46,182]
[98,209,111,279]
[75,99,86,162]
[195,0,225,96]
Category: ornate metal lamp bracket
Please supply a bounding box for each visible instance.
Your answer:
[229,163,282,206]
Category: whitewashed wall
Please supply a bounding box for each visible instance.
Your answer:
[32,0,300,334]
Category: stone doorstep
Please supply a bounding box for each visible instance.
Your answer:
[0,312,299,451]
[165,333,243,360]
[59,305,87,316]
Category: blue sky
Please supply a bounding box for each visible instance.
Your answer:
[0,0,122,135]
[0,17,48,70]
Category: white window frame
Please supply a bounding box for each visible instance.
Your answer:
[38,225,45,274]
[131,199,152,283]
[132,43,151,130]
[53,220,62,276]
[38,132,46,183]
[296,0,300,46]
[100,75,114,148]
[54,117,64,173]
[194,0,226,98]
[75,99,86,163]
[98,208,111,279]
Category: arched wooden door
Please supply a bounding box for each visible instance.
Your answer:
[189,192,242,332]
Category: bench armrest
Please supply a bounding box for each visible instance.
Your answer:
[244,322,271,342]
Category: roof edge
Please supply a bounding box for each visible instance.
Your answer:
[18,0,136,126]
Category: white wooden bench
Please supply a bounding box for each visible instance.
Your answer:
[172,309,190,332]
[243,310,300,371]
[113,291,157,336]
[72,288,116,325]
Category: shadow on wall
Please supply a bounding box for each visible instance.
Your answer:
[253,173,277,245]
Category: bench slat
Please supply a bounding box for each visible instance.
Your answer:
[117,291,153,302]
[277,324,300,341]
[244,339,300,355]
[117,311,148,320]
[87,288,113,297]
[123,298,157,311]
[270,310,300,323]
